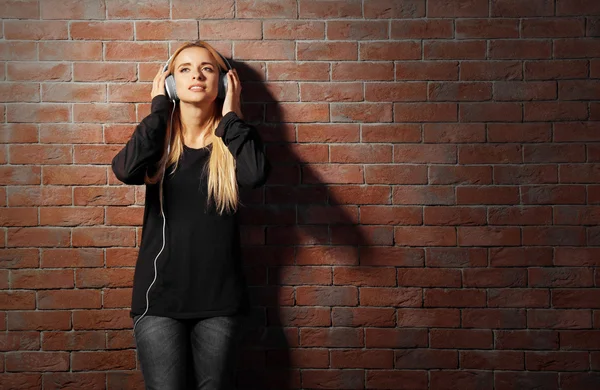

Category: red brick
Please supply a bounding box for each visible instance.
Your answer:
[42,166,106,185]
[333,267,396,287]
[41,0,106,19]
[496,329,558,350]
[525,59,588,80]
[367,370,427,389]
[72,351,136,371]
[429,166,491,185]
[462,350,523,370]
[0,41,36,61]
[364,165,426,186]
[6,352,69,372]
[424,123,485,143]
[428,0,487,17]
[296,286,357,306]
[72,309,131,330]
[333,62,393,81]
[332,307,395,327]
[425,40,486,59]
[528,309,591,329]
[39,42,101,61]
[463,308,527,328]
[559,80,600,100]
[366,82,426,102]
[0,166,40,186]
[264,21,324,39]
[393,185,455,205]
[300,327,363,348]
[529,267,593,288]
[136,20,197,40]
[104,288,133,309]
[302,369,364,389]
[459,144,522,163]
[556,0,600,15]
[555,247,600,266]
[397,61,459,80]
[0,331,40,351]
[4,21,67,40]
[522,184,586,204]
[0,291,35,310]
[464,269,526,288]
[395,102,457,122]
[429,81,492,101]
[526,351,589,371]
[274,266,331,285]
[553,289,600,308]
[394,144,456,163]
[331,226,394,245]
[456,19,519,39]
[298,41,357,61]
[105,42,167,61]
[397,268,461,287]
[360,287,421,307]
[359,247,424,267]
[424,205,486,226]
[393,19,453,39]
[268,62,329,81]
[458,227,521,246]
[7,103,70,123]
[524,226,586,246]
[73,103,136,123]
[72,227,136,247]
[0,207,37,227]
[397,308,460,327]
[71,21,133,40]
[43,373,106,390]
[42,331,105,351]
[300,0,362,18]
[496,372,559,390]
[273,307,331,327]
[8,311,71,331]
[488,206,552,225]
[39,207,103,227]
[329,20,388,40]
[488,123,551,142]
[106,248,139,267]
[0,0,38,18]
[74,62,136,82]
[331,103,392,123]
[7,227,70,248]
[427,247,487,267]
[492,0,555,16]
[555,38,600,58]
[106,0,168,18]
[362,124,421,142]
[523,18,585,38]
[296,204,358,224]
[332,349,393,369]
[172,0,233,18]
[366,0,426,17]
[301,83,362,102]
[38,289,101,310]
[461,60,522,81]
[42,83,106,102]
[235,41,294,61]
[457,186,520,205]
[366,328,427,348]
[361,41,421,60]
[431,329,493,349]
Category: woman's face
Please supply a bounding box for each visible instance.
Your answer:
[172,46,220,104]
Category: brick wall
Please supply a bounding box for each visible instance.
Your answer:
[1,0,600,389]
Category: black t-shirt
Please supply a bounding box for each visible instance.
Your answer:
[111,95,270,319]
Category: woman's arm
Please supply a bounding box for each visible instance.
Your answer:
[111,95,171,185]
[215,111,270,188]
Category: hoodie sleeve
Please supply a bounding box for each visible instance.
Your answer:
[215,111,271,188]
[111,95,172,185]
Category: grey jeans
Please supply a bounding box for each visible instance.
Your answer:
[133,314,245,390]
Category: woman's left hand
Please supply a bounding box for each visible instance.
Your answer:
[222,69,243,119]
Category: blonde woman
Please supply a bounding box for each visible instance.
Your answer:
[111,41,270,389]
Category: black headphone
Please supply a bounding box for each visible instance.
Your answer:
[163,48,232,102]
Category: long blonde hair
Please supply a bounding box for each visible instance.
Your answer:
[145,41,238,215]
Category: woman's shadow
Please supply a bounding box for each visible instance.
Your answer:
[232,61,370,389]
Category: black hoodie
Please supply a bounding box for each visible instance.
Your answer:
[111,94,270,319]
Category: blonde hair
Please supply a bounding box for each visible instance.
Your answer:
[145,41,238,215]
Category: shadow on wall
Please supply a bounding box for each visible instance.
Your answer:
[231,60,370,389]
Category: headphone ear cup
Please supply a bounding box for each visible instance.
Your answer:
[218,72,228,99]
[165,74,178,102]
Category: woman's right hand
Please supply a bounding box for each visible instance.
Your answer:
[151,66,170,99]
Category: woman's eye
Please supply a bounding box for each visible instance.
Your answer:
[203,67,213,72]
[180,68,189,73]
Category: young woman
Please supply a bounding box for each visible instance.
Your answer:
[111,41,270,389]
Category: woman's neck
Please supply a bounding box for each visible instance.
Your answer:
[179,101,214,146]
